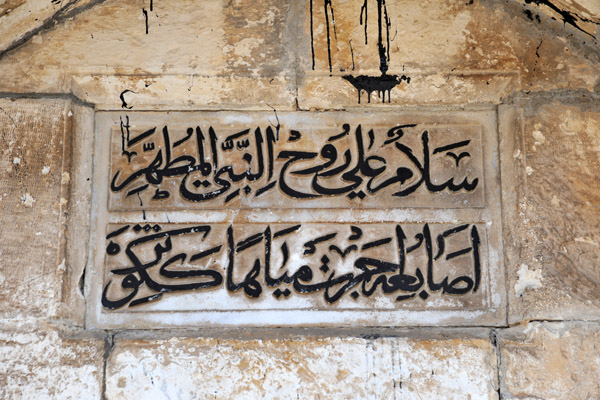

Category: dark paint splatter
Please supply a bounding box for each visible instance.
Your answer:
[535,38,543,57]
[120,90,135,109]
[524,0,598,39]
[349,39,355,70]
[343,74,410,103]
[346,0,409,103]
[524,9,541,23]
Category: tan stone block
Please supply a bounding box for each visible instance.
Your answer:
[0,319,104,400]
[298,73,519,109]
[0,98,73,319]
[106,333,498,399]
[71,74,296,111]
[0,0,297,106]
[297,0,599,108]
[0,0,96,54]
[499,321,600,399]
[500,100,600,323]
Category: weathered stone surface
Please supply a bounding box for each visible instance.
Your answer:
[0,319,104,400]
[0,98,73,319]
[71,75,296,111]
[499,321,600,399]
[0,0,298,109]
[106,333,498,399]
[500,97,600,323]
[298,0,600,109]
[517,0,600,39]
[0,0,95,54]
[0,1,597,110]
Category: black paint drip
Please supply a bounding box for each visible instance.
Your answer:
[360,0,368,44]
[344,0,409,103]
[324,0,337,74]
[309,0,412,102]
[342,74,410,103]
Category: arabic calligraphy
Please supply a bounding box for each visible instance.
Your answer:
[102,222,485,310]
[109,117,483,210]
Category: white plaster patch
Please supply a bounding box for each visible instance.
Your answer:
[21,192,35,207]
[515,264,543,296]
[513,149,521,159]
[525,166,534,175]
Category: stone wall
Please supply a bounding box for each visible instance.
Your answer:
[0,0,598,399]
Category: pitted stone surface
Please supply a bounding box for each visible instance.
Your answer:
[0,99,72,318]
[106,334,498,400]
[501,98,600,323]
[499,322,600,399]
[0,319,104,400]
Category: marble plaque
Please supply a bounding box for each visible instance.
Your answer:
[87,111,505,328]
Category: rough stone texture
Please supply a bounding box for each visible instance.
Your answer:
[0,98,73,319]
[0,1,597,109]
[0,0,598,398]
[499,321,600,399]
[0,0,298,110]
[0,0,96,54]
[106,333,498,399]
[517,0,600,39]
[297,0,600,109]
[501,96,600,323]
[0,319,104,400]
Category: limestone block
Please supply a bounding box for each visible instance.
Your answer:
[0,319,104,400]
[498,321,600,399]
[106,333,498,399]
[71,74,296,111]
[500,99,600,323]
[0,98,75,319]
[0,0,298,110]
[297,0,600,109]
[0,0,96,54]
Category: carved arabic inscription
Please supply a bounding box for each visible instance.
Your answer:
[91,111,503,327]
[109,120,484,210]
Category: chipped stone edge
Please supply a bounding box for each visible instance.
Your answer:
[58,101,95,327]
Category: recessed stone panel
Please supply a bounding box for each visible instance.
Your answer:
[87,110,504,328]
[108,114,484,210]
